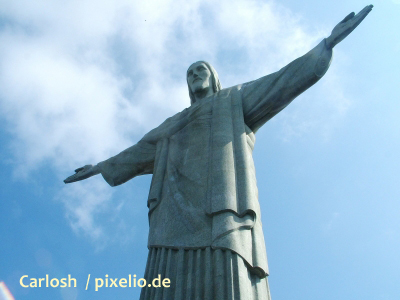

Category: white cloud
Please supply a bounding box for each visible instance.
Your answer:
[0,0,349,245]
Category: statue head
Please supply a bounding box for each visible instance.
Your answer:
[187,61,222,105]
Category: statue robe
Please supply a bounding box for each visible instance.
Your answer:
[97,40,332,299]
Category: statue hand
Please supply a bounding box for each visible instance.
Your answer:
[64,164,100,183]
[326,4,373,49]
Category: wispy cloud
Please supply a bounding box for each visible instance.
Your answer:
[322,212,341,233]
[0,0,349,245]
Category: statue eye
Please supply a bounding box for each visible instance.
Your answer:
[187,70,193,77]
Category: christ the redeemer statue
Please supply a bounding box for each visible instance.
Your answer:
[65,6,372,300]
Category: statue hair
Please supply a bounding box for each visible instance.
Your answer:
[187,61,222,105]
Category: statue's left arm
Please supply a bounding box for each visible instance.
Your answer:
[64,106,190,186]
[242,5,373,132]
[64,140,156,186]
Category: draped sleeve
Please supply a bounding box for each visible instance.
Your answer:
[242,39,333,132]
[97,140,156,187]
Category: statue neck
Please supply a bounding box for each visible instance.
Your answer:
[193,87,214,103]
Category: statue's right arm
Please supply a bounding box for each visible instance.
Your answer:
[241,5,372,133]
[241,38,333,133]
[64,140,156,187]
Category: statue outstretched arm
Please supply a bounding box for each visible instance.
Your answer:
[241,38,332,132]
[242,5,373,132]
[64,140,156,186]
[63,105,189,186]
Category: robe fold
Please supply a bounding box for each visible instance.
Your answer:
[97,39,332,298]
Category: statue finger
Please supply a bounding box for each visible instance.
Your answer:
[351,6,373,29]
[341,12,355,24]
[75,167,85,173]
[354,5,373,21]
[360,4,374,13]
[64,174,78,183]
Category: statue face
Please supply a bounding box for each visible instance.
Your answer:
[187,62,213,94]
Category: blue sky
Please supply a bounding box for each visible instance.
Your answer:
[0,0,399,299]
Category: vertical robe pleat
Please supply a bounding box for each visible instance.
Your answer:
[140,247,271,300]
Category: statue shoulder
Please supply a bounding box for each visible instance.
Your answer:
[213,84,243,99]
